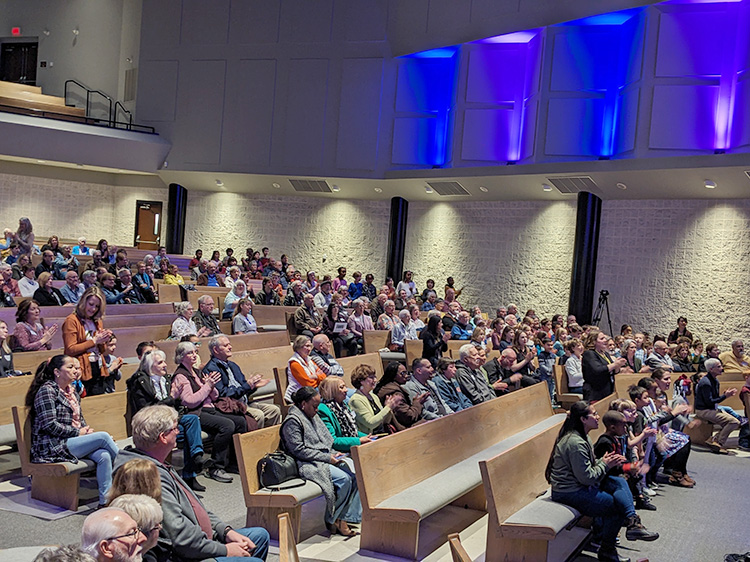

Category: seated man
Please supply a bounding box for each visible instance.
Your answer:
[81,269,98,291]
[313,279,333,308]
[59,270,85,304]
[421,290,437,311]
[441,301,461,332]
[254,276,280,306]
[115,268,145,304]
[719,340,750,376]
[81,507,146,562]
[370,293,387,320]
[203,335,281,428]
[451,311,473,340]
[34,249,56,278]
[389,309,411,352]
[455,344,496,405]
[376,299,399,331]
[484,348,538,395]
[310,334,345,377]
[193,295,223,336]
[695,358,739,454]
[403,358,452,419]
[0,263,20,297]
[294,292,323,338]
[54,244,80,280]
[197,261,224,287]
[645,340,674,371]
[115,406,270,561]
[153,246,169,267]
[108,251,130,275]
[433,358,473,412]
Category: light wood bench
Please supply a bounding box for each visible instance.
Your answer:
[362,330,406,366]
[479,416,587,562]
[404,338,423,368]
[448,533,472,562]
[234,427,325,540]
[351,383,567,560]
[278,513,301,562]
[553,364,582,409]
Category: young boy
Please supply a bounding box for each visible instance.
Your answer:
[595,409,656,511]
[103,334,123,394]
[536,337,557,404]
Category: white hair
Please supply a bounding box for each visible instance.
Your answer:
[458,344,476,361]
[109,494,163,531]
[174,301,192,316]
[139,349,167,375]
[80,508,130,557]
[704,358,721,372]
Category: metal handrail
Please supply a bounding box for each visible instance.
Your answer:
[0,102,156,133]
[64,79,113,126]
[114,101,133,130]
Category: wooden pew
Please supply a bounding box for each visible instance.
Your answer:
[278,513,301,562]
[0,375,34,425]
[404,338,423,368]
[81,391,130,441]
[234,427,324,540]
[448,533,472,562]
[156,330,290,367]
[479,417,587,562]
[337,352,384,389]
[363,330,390,354]
[229,345,294,409]
[446,340,469,358]
[588,392,617,443]
[553,364,582,410]
[351,383,566,560]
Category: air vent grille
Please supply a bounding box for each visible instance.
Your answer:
[426,181,471,196]
[289,179,332,193]
[546,176,599,194]
[124,68,137,102]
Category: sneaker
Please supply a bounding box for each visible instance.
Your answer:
[648,481,660,490]
[184,476,206,492]
[625,515,659,542]
[635,497,657,511]
[642,486,657,497]
[207,468,233,483]
[740,416,748,427]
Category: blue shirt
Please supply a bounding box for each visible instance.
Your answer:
[433,373,473,412]
[206,274,219,287]
[451,322,472,340]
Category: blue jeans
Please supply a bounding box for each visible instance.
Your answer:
[326,458,361,525]
[215,527,270,562]
[552,476,632,546]
[66,431,119,505]
[177,414,203,478]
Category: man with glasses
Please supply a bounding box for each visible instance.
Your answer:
[80,507,146,561]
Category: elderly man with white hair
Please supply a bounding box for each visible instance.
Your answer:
[389,309,413,352]
[60,270,85,304]
[454,344,496,405]
[719,340,750,376]
[0,262,20,297]
[695,358,739,454]
[193,294,223,336]
[80,507,146,562]
[114,406,270,561]
[108,494,163,561]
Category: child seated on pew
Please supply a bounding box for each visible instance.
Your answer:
[103,334,123,394]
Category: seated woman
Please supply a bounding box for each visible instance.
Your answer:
[63,287,114,396]
[322,302,357,358]
[318,376,372,452]
[547,401,658,562]
[33,272,66,307]
[620,339,649,373]
[285,335,327,402]
[511,330,537,378]
[153,259,169,280]
[100,272,130,304]
[303,270,319,295]
[96,239,116,265]
[231,298,258,335]
[284,280,305,307]
[420,315,450,367]
[14,217,35,257]
[18,265,39,297]
[672,342,695,372]
[171,341,247,483]
[224,265,242,289]
[0,320,16,377]
[25,355,119,508]
[497,325,515,352]
[13,299,58,351]
[171,301,212,340]
[41,235,63,257]
[127,349,206,491]
[346,299,373,350]
[374,361,426,430]
[281,386,361,537]
[408,304,425,333]
[223,279,248,320]
[163,264,185,285]
[564,338,585,394]
[348,364,402,434]
[582,328,627,401]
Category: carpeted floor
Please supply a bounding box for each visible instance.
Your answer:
[0,437,747,561]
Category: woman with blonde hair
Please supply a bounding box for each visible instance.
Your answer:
[109,458,162,503]
[231,298,257,334]
[33,271,66,307]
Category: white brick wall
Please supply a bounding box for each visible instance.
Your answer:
[184,192,391,282]
[596,199,750,348]
[405,200,578,317]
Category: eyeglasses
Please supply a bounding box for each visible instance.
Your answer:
[105,527,142,542]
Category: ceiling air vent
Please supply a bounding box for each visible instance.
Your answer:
[546,176,600,195]
[426,181,471,196]
[289,179,332,193]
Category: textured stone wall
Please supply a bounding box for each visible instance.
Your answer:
[184,192,391,282]
[404,200,578,316]
[596,199,750,348]
[0,172,168,247]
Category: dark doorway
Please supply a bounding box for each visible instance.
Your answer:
[134,201,163,250]
[0,41,38,84]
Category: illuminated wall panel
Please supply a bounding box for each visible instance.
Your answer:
[649,84,718,149]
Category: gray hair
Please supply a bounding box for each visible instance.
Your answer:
[144,254,154,263]
[174,301,192,316]
[704,358,721,372]
[458,343,476,362]
[427,309,441,319]
[207,334,228,355]
[116,268,131,278]
[227,265,240,275]
[33,545,95,562]
[109,494,163,531]
[82,270,97,283]
[80,508,132,557]
[398,309,410,321]
[0,263,10,272]
[292,334,311,353]
[620,338,635,357]
[131,405,178,450]
[352,298,365,308]
[384,299,395,308]
[174,341,196,365]
[139,349,167,375]
[197,294,214,306]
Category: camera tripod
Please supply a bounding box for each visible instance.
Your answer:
[592,289,613,336]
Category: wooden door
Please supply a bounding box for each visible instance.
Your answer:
[134,201,162,250]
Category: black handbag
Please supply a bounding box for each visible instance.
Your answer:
[257,451,305,490]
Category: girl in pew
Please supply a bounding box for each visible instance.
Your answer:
[546,401,659,562]
[25,354,119,508]
[102,334,123,393]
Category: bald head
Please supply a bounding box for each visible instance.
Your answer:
[81,507,145,562]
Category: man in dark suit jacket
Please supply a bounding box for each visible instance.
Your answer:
[203,335,281,428]
[484,349,539,396]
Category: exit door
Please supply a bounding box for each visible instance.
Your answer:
[0,42,38,84]
[134,201,162,250]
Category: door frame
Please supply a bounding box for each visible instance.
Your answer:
[133,200,163,248]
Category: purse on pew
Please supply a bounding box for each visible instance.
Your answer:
[257,450,306,491]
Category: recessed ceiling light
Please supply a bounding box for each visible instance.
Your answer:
[331,185,340,192]
[542,183,553,192]
[479,186,489,193]
[272,182,281,189]
[425,185,434,194]
[616,182,627,190]
[704,180,717,189]
[374,187,383,193]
